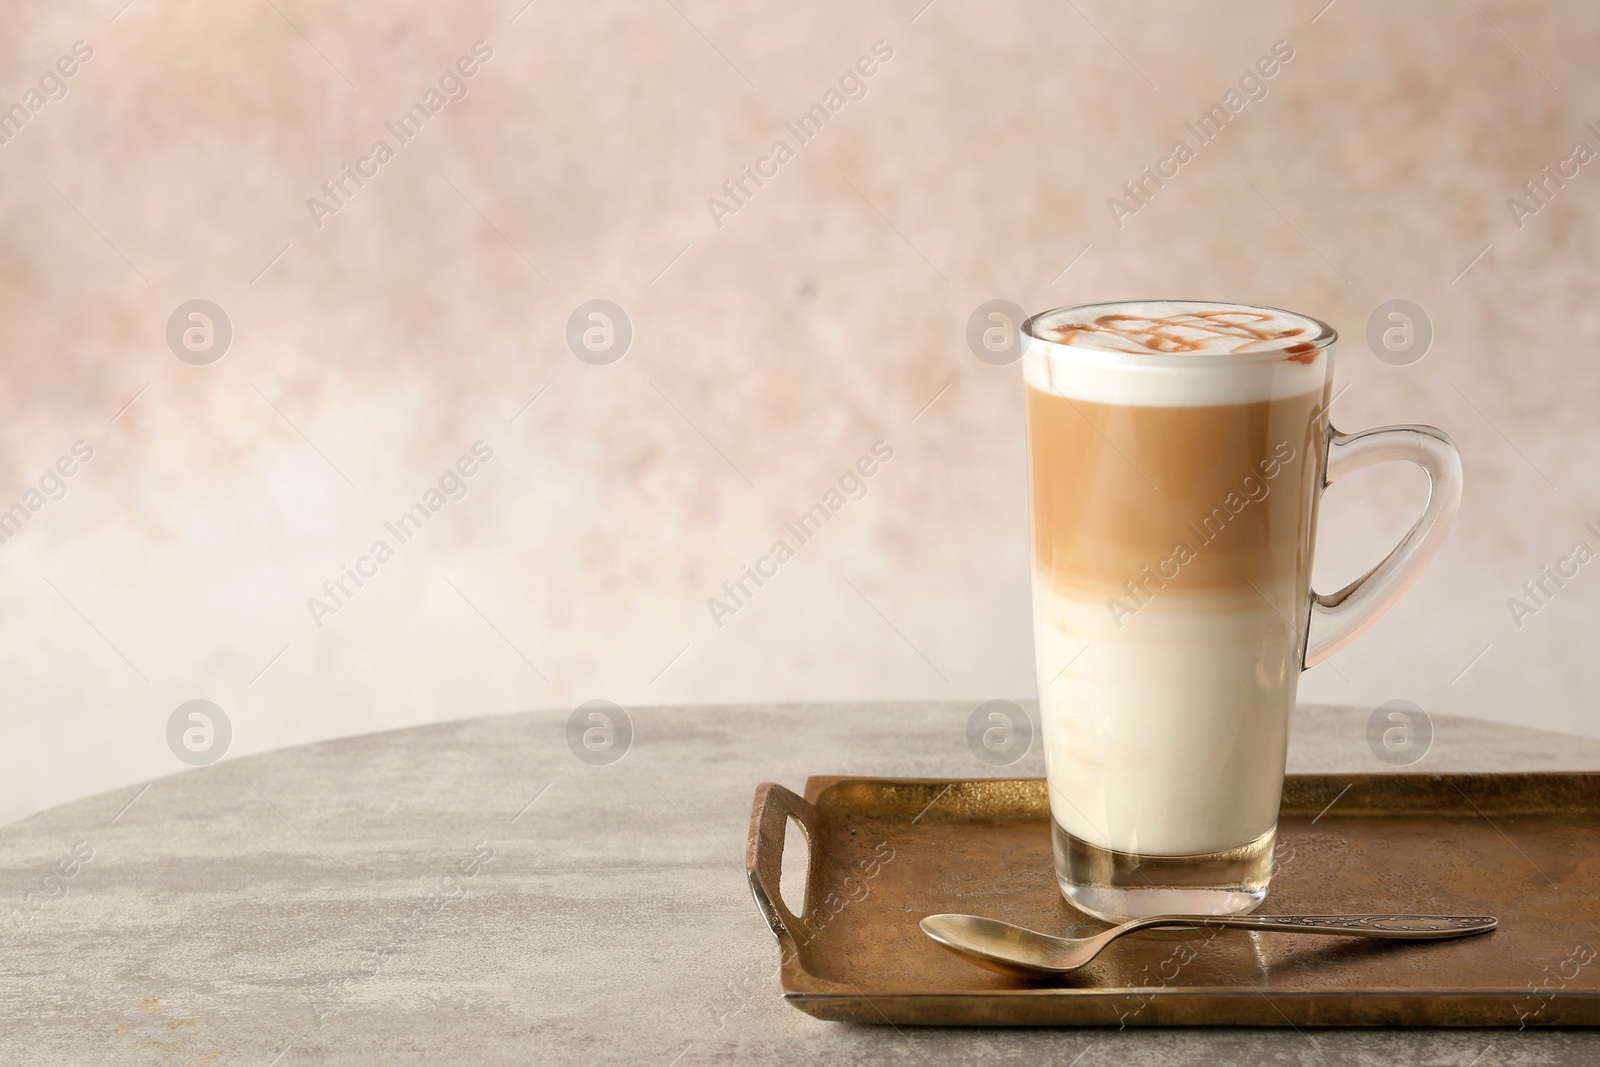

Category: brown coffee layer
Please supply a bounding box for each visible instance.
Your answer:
[1025,385,1329,601]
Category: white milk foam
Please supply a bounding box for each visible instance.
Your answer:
[1024,300,1331,407]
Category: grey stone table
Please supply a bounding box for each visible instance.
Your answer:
[3,702,1600,1066]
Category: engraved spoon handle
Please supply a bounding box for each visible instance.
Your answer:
[1121,914,1497,940]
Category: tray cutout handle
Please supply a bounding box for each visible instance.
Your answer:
[746,782,818,951]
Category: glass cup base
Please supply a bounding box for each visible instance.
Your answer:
[1052,820,1275,923]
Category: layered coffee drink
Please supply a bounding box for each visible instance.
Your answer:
[1024,300,1335,919]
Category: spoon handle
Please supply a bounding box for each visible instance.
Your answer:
[1125,913,1497,939]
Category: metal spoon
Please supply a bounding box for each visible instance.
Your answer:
[920,912,1498,977]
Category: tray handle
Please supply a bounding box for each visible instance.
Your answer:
[746,782,818,951]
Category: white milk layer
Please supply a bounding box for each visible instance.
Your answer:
[1034,578,1303,857]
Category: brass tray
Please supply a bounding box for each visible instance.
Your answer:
[745,774,1600,1026]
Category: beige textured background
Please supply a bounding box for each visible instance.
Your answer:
[0,0,1595,826]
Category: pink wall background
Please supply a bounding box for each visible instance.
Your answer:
[1,0,1596,823]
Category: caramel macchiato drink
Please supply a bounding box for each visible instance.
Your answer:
[1022,300,1462,920]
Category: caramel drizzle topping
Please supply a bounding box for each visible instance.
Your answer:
[1049,310,1318,360]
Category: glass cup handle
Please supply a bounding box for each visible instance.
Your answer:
[1304,424,1463,668]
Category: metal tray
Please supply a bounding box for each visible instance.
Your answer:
[745,774,1600,1026]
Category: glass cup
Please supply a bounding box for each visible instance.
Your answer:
[1021,300,1461,921]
